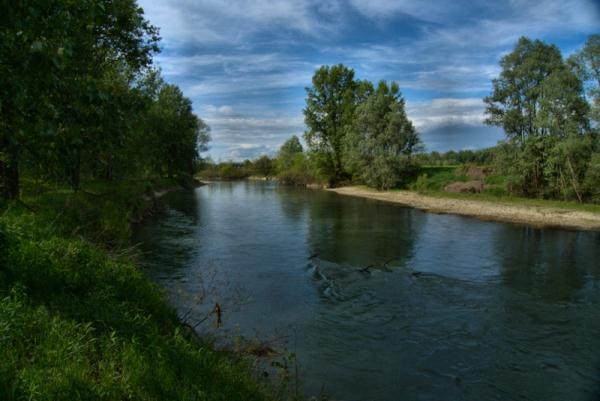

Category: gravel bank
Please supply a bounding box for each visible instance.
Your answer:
[328,186,600,231]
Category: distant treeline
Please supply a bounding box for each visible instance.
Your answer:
[202,67,421,190]
[0,1,209,200]
[202,34,600,203]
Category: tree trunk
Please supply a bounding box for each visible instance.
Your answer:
[566,158,583,203]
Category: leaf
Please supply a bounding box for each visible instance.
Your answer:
[30,40,44,52]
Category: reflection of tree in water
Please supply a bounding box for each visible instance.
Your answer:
[134,189,201,276]
[275,185,313,223]
[495,226,600,302]
[304,191,424,268]
[163,188,202,222]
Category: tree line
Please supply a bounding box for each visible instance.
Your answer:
[0,0,209,200]
[250,34,598,202]
[201,65,422,190]
[484,35,599,202]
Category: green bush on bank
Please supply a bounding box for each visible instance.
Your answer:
[0,187,275,401]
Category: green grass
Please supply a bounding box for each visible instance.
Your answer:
[394,165,600,214]
[0,180,277,401]
[413,166,467,191]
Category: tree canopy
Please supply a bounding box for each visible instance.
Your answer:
[303,65,419,186]
[344,81,420,190]
[0,0,208,199]
[485,35,598,201]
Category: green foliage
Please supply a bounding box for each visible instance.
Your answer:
[253,155,276,178]
[276,136,303,172]
[199,162,251,180]
[303,64,367,184]
[584,152,600,203]
[303,66,421,188]
[278,153,317,186]
[412,174,429,193]
[568,34,600,125]
[406,166,467,192]
[344,81,420,190]
[484,37,588,141]
[0,0,208,198]
[485,35,599,203]
[4,180,165,247]
[0,197,275,400]
[145,83,211,177]
[415,148,497,166]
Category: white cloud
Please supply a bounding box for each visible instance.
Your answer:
[221,144,277,160]
[348,0,470,23]
[140,0,344,46]
[136,0,599,157]
[407,98,486,130]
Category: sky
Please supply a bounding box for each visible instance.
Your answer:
[137,0,599,161]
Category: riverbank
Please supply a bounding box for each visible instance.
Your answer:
[328,186,600,231]
[0,179,276,400]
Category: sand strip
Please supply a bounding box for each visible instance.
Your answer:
[328,186,600,231]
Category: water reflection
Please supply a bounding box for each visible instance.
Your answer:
[495,226,599,302]
[134,182,600,401]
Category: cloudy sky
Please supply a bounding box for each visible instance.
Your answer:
[137,0,599,161]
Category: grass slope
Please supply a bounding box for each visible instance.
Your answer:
[0,180,275,401]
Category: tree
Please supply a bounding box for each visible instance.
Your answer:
[568,34,600,125]
[303,64,369,184]
[276,136,303,172]
[148,84,209,177]
[485,37,591,199]
[0,0,160,196]
[484,37,565,142]
[252,155,275,178]
[344,81,420,190]
[535,68,589,137]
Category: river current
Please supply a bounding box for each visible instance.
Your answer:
[134,181,600,401]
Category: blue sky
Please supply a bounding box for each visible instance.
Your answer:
[137,0,599,161]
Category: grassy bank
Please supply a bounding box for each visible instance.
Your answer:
[405,165,600,214]
[0,180,276,401]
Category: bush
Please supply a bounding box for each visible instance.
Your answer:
[584,152,600,203]
[411,174,429,193]
[278,154,318,186]
[0,216,274,401]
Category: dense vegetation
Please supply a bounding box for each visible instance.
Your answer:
[0,2,278,400]
[303,65,420,189]
[201,67,421,190]
[2,4,596,396]
[0,1,209,200]
[0,185,278,400]
[208,35,599,205]
[483,35,600,202]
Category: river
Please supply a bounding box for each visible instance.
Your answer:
[134,181,600,401]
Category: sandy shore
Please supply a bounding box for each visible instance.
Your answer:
[328,186,600,231]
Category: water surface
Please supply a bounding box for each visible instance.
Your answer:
[134,181,600,401]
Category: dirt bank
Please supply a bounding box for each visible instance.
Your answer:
[328,186,600,231]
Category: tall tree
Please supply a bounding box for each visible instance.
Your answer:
[0,0,160,196]
[303,64,367,184]
[253,155,275,178]
[344,81,420,190]
[486,36,592,200]
[484,37,565,142]
[147,84,209,177]
[277,135,303,172]
[568,34,600,125]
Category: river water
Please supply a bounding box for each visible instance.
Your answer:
[134,181,600,401]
